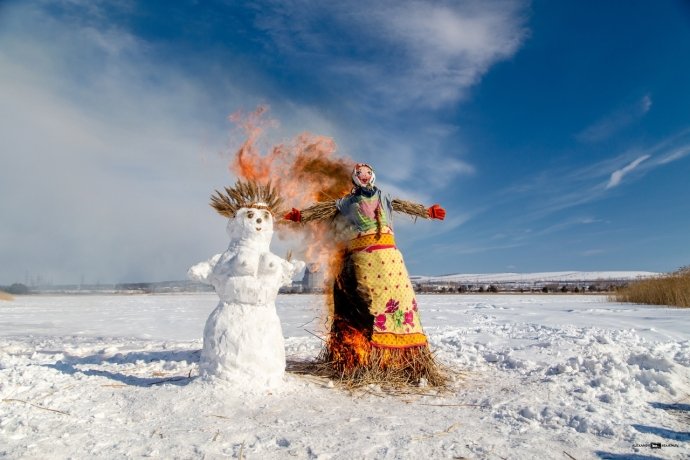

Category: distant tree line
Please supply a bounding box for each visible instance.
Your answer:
[413,282,622,294]
[0,283,30,294]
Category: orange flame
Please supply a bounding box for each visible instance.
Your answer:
[227,106,367,359]
[327,321,371,370]
[228,106,353,206]
[226,105,354,276]
[228,105,276,182]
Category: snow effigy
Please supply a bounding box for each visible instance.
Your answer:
[188,181,304,387]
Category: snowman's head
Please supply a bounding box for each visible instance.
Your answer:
[226,206,274,246]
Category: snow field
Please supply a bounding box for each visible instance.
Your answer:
[1,293,689,459]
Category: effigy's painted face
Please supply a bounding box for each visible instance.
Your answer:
[355,166,373,186]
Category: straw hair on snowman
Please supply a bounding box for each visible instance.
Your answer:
[210,180,284,218]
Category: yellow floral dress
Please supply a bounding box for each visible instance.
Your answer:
[333,188,428,350]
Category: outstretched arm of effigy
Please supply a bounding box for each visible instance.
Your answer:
[284,200,338,223]
[302,200,338,223]
[392,198,446,220]
[392,199,429,219]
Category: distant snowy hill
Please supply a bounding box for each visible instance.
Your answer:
[411,271,660,284]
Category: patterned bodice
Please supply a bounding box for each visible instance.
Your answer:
[336,188,393,234]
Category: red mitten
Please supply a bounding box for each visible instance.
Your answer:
[427,204,446,220]
[283,208,302,222]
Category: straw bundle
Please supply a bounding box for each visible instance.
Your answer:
[392,199,428,219]
[210,180,283,217]
[300,200,338,223]
[288,345,450,391]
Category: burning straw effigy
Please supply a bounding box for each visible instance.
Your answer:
[285,163,448,388]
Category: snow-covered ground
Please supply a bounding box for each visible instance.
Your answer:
[1,293,688,459]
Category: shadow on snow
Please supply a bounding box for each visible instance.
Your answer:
[595,453,665,460]
[44,348,201,387]
[649,402,690,412]
[632,424,690,442]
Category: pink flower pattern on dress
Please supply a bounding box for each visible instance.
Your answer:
[378,298,418,332]
[374,314,387,331]
[403,310,415,327]
[384,298,399,313]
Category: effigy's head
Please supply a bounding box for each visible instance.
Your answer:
[209,180,283,241]
[352,163,375,188]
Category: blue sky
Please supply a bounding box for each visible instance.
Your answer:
[1,0,690,284]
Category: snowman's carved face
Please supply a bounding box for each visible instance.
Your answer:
[226,207,274,242]
[244,208,272,232]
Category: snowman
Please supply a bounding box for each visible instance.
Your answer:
[188,181,304,387]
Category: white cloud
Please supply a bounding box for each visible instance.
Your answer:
[535,217,601,236]
[0,3,266,283]
[577,94,653,143]
[333,120,476,193]
[640,94,653,112]
[436,241,525,256]
[657,145,690,165]
[252,1,525,193]
[373,1,528,108]
[605,155,651,189]
[258,0,529,111]
[480,129,690,238]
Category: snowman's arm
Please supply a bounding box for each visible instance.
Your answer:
[187,253,222,284]
[280,258,306,287]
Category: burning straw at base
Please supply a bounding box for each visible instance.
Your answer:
[317,322,448,388]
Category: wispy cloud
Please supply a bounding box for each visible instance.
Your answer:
[577,94,652,143]
[534,217,602,237]
[257,0,529,111]
[605,154,651,189]
[657,145,690,165]
[369,1,529,109]
[432,241,525,256]
[468,127,690,255]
